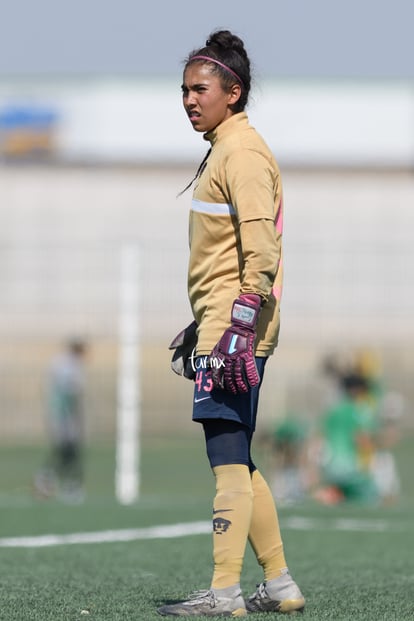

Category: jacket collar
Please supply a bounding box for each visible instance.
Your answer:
[204,112,249,146]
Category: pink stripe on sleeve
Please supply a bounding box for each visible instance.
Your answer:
[275,201,283,234]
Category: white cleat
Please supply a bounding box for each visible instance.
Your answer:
[246,569,305,614]
[158,588,247,617]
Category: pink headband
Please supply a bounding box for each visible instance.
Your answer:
[189,55,243,87]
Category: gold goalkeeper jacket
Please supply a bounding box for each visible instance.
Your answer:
[188,111,284,356]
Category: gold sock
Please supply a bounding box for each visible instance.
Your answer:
[211,464,253,589]
[248,469,287,581]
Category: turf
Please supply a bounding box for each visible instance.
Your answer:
[0,435,413,620]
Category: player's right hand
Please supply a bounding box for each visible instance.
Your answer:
[169,320,198,380]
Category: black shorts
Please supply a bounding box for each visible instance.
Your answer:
[192,356,267,430]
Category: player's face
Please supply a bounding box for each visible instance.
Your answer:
[182,64,240,133]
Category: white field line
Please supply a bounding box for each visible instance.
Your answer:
[0,516,397,549]
[0,521,211,549]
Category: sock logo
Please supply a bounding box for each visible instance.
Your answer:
[213,517,232,535]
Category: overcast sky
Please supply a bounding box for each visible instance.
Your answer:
[1,0,413,79]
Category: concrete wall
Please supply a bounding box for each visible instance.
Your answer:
[1,78,414,167]
[1,165,413,440]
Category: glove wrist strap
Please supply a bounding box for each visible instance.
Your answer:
[231,294,261,330]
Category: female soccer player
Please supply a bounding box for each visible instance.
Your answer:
[159,29,305,617]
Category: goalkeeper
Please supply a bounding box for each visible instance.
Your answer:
[161,29,304,618]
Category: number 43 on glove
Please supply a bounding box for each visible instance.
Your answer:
[210,293,262,394]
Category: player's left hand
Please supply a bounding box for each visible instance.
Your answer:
[210,293,261,394]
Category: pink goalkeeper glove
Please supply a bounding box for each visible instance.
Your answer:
[210,293,261,394]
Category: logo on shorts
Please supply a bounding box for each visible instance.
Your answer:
[194,395,211,403]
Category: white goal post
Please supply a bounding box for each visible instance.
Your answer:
[115,245,141,504]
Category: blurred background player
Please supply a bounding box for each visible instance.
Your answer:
[260,414,309,505]
[313,348,404,505]
[34,338,87,503]
[370,390,404,505]
[313,371,378,505]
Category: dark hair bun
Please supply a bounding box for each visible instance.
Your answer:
[206,30,247,60]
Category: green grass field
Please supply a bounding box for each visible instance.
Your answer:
[0,434,413,620]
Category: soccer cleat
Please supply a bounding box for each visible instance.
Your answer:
[157,589,247,617]
[246,569,305,614]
